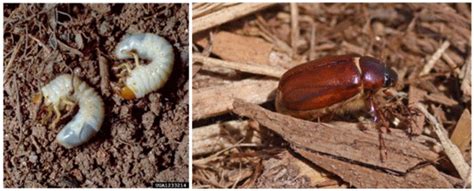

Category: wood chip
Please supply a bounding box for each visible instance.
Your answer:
[460,56,471,97]
[408,86,427,135]
[195,31,274,65]
[233,99,439,173]
[193,54,285,78]
[98,54,110,97]
[256,15,293,56]
[193,3,275,34]
[193,78,278,120]
[256,150,332,188]
[309,23,317,60]
[192,63,202,77]
[424,93,458,107]
[416,103,471,182]
[4,35,24,80]
[431,105,447,124]
[450,109,471,152]
[296,148,452,188]
[56,37,83,57]
[193,120,261,156]
[290,3,299,57]
[419,40,450,76]
[341,41,365,55]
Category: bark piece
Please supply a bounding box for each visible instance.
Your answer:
[193,78,277,120]
[192,120,261,156]
[195,32,274,65]
[232,99,439,173]
[296,148,452,188]
[424,93,458,107]
[193,3,275,34]
[450,109,471,152]
[408,86,427,135]
[419,40,450,76]
[193,54,284,78]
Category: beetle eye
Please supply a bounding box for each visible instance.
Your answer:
[383,68,398,87]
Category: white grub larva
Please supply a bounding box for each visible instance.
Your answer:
[38,74,104,149]
[114,33,174,100]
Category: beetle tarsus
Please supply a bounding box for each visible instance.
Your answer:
[368,96,391,162]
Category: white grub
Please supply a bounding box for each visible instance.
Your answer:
[114,33,174,99]
[40,74,104,149]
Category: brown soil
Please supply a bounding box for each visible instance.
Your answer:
[192,3,471,188]
[4,4,189,188]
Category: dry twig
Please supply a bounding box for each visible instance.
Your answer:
[290,3,299,57]
[419,40,450,76]
[193,54,285,78]
[460,55,471,97]
[416,103,471,183]
[193,3,274,34]
[4,35,24,80]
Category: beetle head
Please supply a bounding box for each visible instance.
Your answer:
[383,67,398,88]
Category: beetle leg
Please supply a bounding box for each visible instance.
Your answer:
[114,62,132,84]
[116,68,128,84]
[61,97,75,107]
[131,52,140,68]
[50,104,62,129]
[116,62,133,74]
[368,96,389,162]
[61,97,77,114]
[368,96,390,128]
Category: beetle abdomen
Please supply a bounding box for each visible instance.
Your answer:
[278,55,362,111]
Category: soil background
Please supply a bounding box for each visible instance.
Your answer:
[4,4,189,187]
[192,3,471,188]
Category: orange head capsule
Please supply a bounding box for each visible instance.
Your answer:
[275,55,398,120]
[120,86,136,100]
[32,93,43,104]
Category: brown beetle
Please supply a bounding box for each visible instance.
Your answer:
[275,55,397,122]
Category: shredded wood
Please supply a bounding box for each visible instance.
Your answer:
[192,3,471,188]
[193,54,285,78]
[416,103,471,183]
[193,3,275,34]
